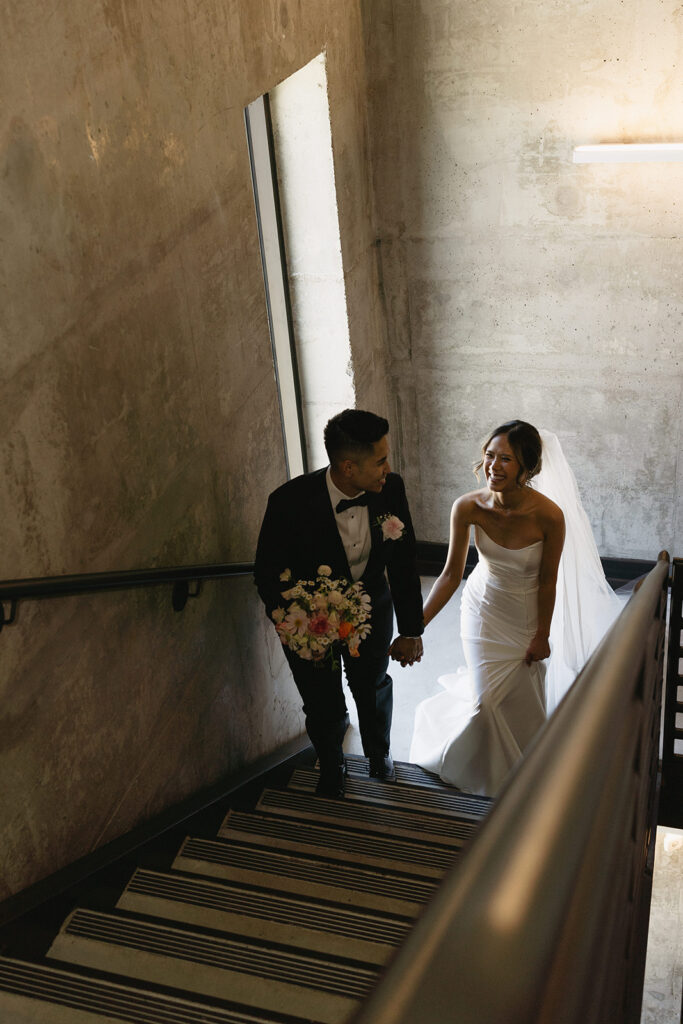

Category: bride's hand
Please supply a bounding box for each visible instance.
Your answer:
[389,635,423,667]
[524,634,551,665]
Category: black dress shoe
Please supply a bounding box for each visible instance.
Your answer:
[369,754,396,782]
[316,762,346,799]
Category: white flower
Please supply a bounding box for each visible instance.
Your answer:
[271,607,285,624]
[317,564,332,577]
[280,569,292,582]
[327,590,343,606]
[283,603,309,637]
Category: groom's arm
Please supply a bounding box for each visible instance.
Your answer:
[383,475,424,639]
[254,488,292,618]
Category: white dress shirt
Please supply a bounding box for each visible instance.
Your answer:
[326,467,372,581]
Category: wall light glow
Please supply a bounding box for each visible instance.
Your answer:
[573,143,683,163]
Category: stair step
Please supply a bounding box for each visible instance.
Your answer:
[219,809,457,877]
[0,954,313,1023]
[174,837,436,916]
[340,755,458,790]
[255,788,479,847]
[117,867,411,965]
[48,909,378,1024]
[291,767,492,820]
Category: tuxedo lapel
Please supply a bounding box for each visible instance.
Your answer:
[364,492,385,576]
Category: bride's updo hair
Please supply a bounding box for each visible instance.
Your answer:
[474,420,543,485]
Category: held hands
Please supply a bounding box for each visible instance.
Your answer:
[388,635,424,667]
[524,634,551,666]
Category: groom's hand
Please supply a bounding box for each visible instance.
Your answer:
[389,635,423,667]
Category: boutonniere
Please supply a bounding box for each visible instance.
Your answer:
[376,514,405,541]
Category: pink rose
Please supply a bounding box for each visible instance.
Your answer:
[309,613,330,636]
[381,515,405,541]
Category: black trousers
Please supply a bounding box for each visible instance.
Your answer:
[284,582,394,772]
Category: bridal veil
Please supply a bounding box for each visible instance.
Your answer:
[534,430,626,713]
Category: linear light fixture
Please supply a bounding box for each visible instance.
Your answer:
[573,143,683,163]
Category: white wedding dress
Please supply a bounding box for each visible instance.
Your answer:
[409,430,627,798]
[410,527,547,797]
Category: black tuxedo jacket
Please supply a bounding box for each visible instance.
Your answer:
[254,468,424,638]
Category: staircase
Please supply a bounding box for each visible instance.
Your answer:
[0,754,491,1024]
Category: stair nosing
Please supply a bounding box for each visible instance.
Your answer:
[0,955,314,1024]
[52,908,380,1000]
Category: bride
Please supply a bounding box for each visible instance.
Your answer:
[408,420,625,798]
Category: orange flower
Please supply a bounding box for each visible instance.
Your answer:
[338,621,353,640]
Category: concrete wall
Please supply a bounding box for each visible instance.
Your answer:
[0,0,386,899]
[363,0,683,559]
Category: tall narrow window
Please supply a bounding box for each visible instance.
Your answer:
[245,94,307,478]
[246,53,354,473]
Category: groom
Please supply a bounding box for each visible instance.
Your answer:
[254,408,424,797]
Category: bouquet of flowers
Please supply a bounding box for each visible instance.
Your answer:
[271,565,372,666]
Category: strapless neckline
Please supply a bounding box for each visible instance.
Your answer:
[476,525,543,552]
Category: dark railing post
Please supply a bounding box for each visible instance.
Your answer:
[0,600,18,632]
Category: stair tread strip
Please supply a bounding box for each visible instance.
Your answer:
[120,868,412,946]
[175,837,438,906]
[290,767,491,818]
[256,788,478,844]
[52,909,379,1001]
[339,755,453,790]
[0,956,313,1024]
[219,810,457,872]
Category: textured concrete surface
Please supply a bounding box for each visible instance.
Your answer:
[0,1,387,898]
[363,0,683,559]
[641,828,683,1023]
[5,0,680,909]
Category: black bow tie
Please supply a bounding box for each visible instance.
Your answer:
[335,493,369,514]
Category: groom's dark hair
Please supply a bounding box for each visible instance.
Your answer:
[324,409,389,464]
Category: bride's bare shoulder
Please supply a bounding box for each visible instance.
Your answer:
[533,490,564,528]
[451,489,488,520]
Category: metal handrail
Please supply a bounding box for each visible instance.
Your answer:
[0,561,254,631]
[353,551,670,1024]
[660,556,683,827]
